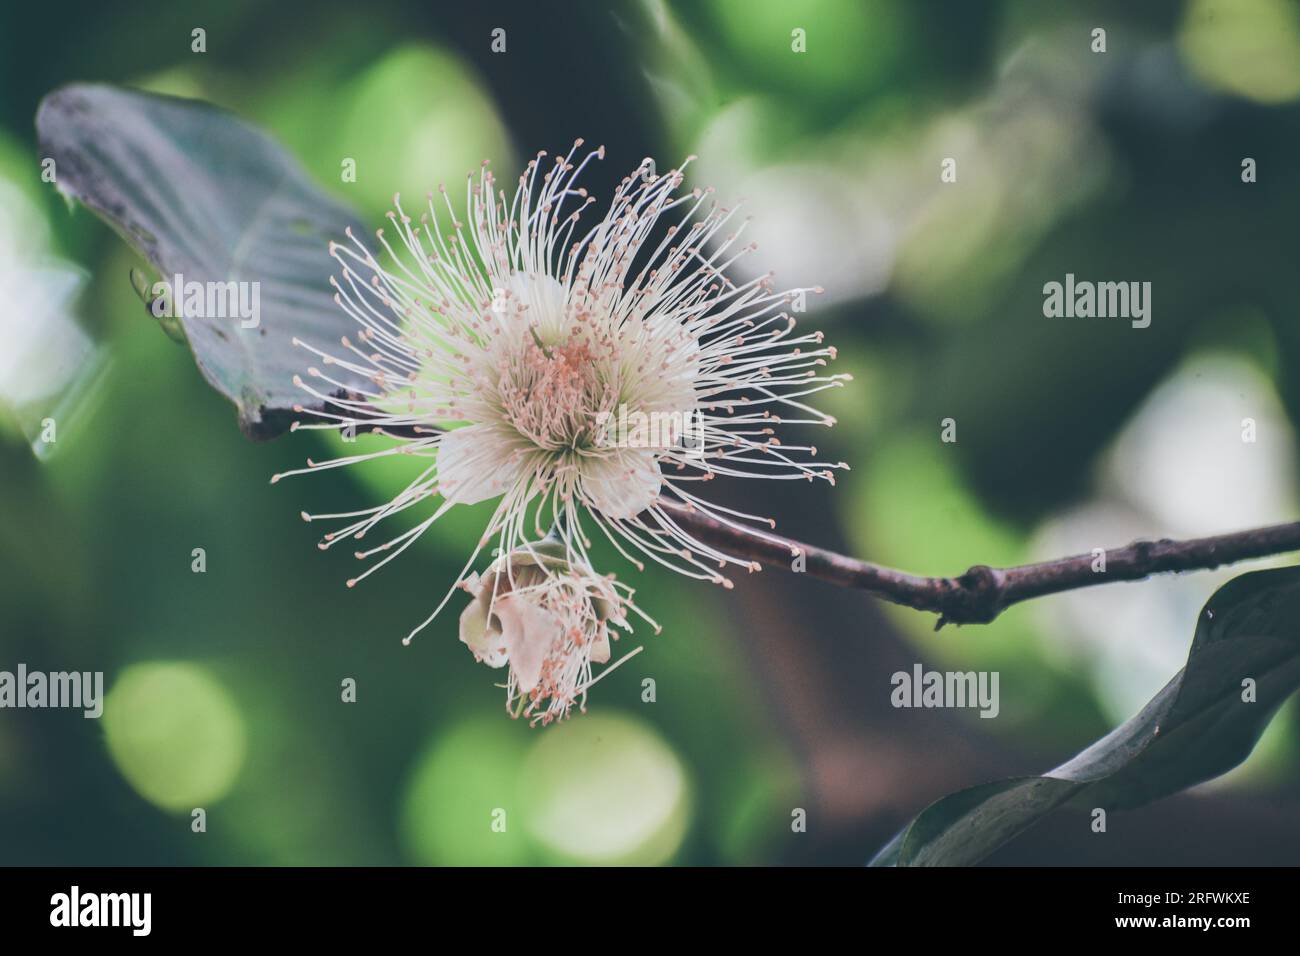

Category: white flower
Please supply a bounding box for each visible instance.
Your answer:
[276,141,848,648]
[458,540,634,724]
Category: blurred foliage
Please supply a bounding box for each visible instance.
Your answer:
[2,0,1300,865]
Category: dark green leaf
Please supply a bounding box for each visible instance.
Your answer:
[36,84,367,439]
[870,566,1300,866]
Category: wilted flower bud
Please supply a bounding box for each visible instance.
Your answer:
[458,540,631,725]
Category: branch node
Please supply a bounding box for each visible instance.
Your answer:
[943,564,1007,625]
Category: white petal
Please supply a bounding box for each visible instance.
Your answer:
[506,271,568,340]
[494,593,560,693]
[437,425,523,504]
[590,625,611,665]
[581,449,662,520]
[458,594,508,668]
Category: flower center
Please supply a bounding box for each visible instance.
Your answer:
[499,336,612,452]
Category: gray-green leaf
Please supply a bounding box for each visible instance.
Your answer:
[36,84,368,439]
[870,565,1300,866]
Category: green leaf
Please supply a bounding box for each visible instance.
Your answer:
[870,565,1300,866]
[129,266,187,344]
[36,84,368,439]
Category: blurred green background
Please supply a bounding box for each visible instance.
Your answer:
[3,0,1300,865]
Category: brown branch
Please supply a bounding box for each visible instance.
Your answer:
[661,503,1300,628]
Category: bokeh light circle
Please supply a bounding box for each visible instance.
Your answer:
[103,662,246,812]
[520,712,691,866]
[399,717,530,865]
